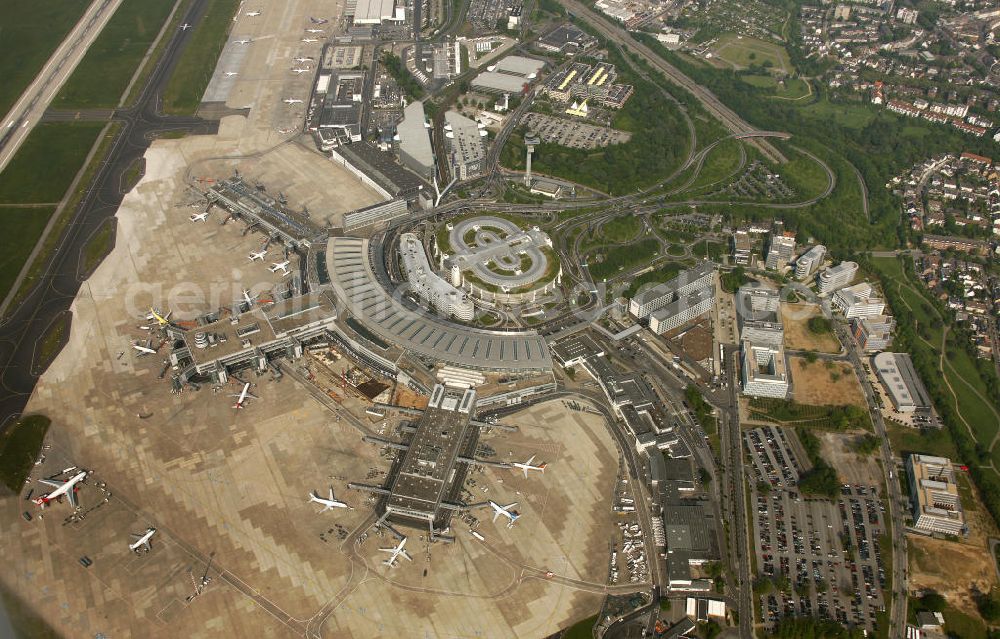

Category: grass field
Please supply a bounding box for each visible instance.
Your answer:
[625,262,686,298]
[0,415,50,491]
[0,1,91,119]
[162,0,241,113]
[688,138,745,193]
[562,614,598,639]
[801,99,876,130]
[0,207,56,300]
[779,150,832,200]
[54,0,177,109]
[710,34,792,74]
[599,215,643,243]
[588,238,659,281]
[741,74,811,99]
[0,122,105,204]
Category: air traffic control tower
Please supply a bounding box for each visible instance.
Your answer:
[382,384,480,533]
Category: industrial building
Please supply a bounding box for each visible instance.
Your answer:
[536,23,598,55]
[443,111,488,180]
[852,315,895,352]
[873,352,931,413]
[740,339,789,398]
[648,288,715,335]
[347,0,406,25]
[765,232,796,271]
[817,261,858,294]
[471,55,546,94]
[907,454,967,536]
[399,233,475,320]
[397,100,435,179]
[309,69,365,145]
[629,262,715,319]
[832,282,885,318]
[326,236,552,371]
[794,244,826,279]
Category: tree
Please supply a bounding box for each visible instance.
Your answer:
[919,591,947,613]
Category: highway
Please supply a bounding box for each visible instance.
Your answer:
[0,0,126,173]
[553,0,786,164]
[0,0,218,431]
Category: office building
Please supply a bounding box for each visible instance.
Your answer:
[832,282,885,318]
[740,339,789,398]
[765,232,796,271]
[736,285,783,345]
[795,244,826,279]
[907,454,966,536]
[817,261,858,294]
[852,315,895,351]
[629,262,715,319]
[873,352,932,412]
[648,288,714,335]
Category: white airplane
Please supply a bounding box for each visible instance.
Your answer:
[180,23,192,30]
[190,211,208,222]
[233,38,253,44]
[309,488,349,511]
[380,538,412,567]
[224,71,239,77]
[241,289,257,306]
[269,260,291,275]
[132,339,157,355]
[148,308,172,326]
[301,38,319,43]
[309,16,328,24]
[129,527,156,553]
[248,249,267,261]
[246,10,262,16]
[305,28,324,33]
[489,500,520,526]
[291,68,311,74]
[35,471,88,508]
[282,98,303,104]
[293,57,314,63]
[511,455,546,478]
[231,382,258,409]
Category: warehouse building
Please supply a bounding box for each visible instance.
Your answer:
[471,55,546,94]
[397,100,435,180]
[907,454,967,536]
[537,23,598,55]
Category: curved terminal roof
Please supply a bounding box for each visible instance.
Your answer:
[326,237,552,371]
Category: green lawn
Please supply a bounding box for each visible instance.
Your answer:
[0,1,91,118]
[54,0,177,109]
[0,207,56,301]
[162,0,241,113]
[740,74,811,99]
[625,262,686,298]
[0,122,105,204]
[801,99,876,130]
[885,421,959,460]
[0,415,51,491]
[563,614,598,639]
[600,215,643,243]
[688,138,745,193]
[779,150,832,200]
[711,34,793,74]
[588,238,660,281]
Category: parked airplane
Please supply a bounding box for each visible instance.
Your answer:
[380,538,412,567]
[180,23,192,30]
[301,38,319,43]
[129,528,156,553]
[35,471,88,508]
[132,339,157,355]
[231,382,258,409]
[309,16,328,24]
[489,500,519,526]
[149,308,172,326]
[291,68,311,74]
[233,38,253,44]
[246,10,262,16]
[512,455,546,478]
[282,98,303,104]
[269,260,291,275]
[248,249,267,261]
[309,488,349,511]
[305,28,324,33]
[241,289,257,306]
[190,211,208,221]
[293,57,314,63]
[224,71,239,77]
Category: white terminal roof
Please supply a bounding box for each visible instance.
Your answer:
[472,72,531,93]
[492,55,546,77]
[351,0,397,23]
[397,101,435,168]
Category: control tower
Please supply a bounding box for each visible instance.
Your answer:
[524,132,540,188]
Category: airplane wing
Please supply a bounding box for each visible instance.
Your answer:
[67,488,79,509]
[37,478,64,489]
[142,539,152,551]
[492,509,501,523]
[522,466,529,479]
[526,455,535,465]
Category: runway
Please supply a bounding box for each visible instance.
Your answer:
[0,0,219,430]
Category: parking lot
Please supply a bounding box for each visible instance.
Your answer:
[523,112,630,150]
[718,160,794,199]
[468,0,511,33]
[745,425,887,634]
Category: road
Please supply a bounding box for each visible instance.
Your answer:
[554,0,786,164]
[835,322,908,638]
[0,0,125,173]
[0,0,218,430]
